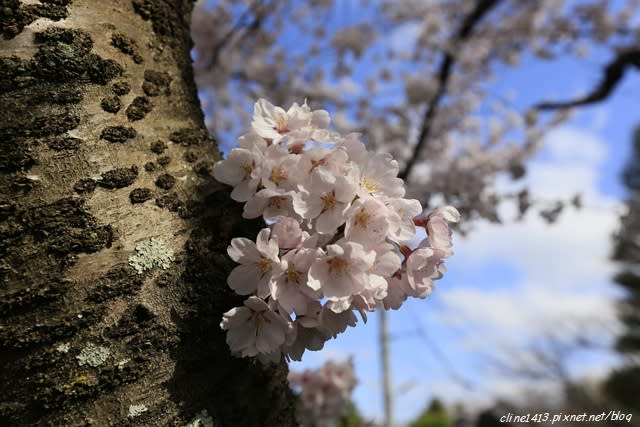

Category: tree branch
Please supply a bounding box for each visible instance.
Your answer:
[534,49,640,110]
[399,0,501,181]
[207,0,269,70]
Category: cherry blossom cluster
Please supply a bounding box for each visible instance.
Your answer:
[216,99,460,362]
[288,359,362,427]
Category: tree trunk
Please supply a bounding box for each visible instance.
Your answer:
[0,1,296,426]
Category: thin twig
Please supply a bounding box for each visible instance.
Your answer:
[534,49,640,110]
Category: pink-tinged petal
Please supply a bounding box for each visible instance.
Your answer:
[244,295,269,312]
[220,306,252,329]
[255,228,279,261]
[413,281,435,298]
[306,261,326,291]
[373,250,401,276]
[311,109,330,128]
[256,318,286,353]
[286,102,311,129]
[226,322,256,353]
[221,306,256,354]
[213,160,244,185]
[272,217,303,249]
[230,179,258,202]
[256,274,273,299]
[326,297,352,313]
[227,237,260,263]
[334,170,359,202]
[434,206,461,222]
[343,241,376,270]
[383,276,408,310]
[238,130,267,151]
[292,190,313,218]
[316,205,347,234]
[303,196,324,220]
[344,197,389,244]
[311,166,337,187]
[227,264,260,295]
[387,197,423,240]
[319,306,357,338]
[243,192,270,219]
[274,282,314,315]
[252,99,288,141]
[323,270,360,299]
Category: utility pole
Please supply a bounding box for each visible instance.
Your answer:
[379,307,393,427]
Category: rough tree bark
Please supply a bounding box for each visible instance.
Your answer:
[0,1,296,426]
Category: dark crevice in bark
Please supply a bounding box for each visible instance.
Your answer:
[168,188,297,427]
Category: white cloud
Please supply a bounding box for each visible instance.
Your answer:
[544,125,606,166]
[428,125,623,404]
[454,204,619,287]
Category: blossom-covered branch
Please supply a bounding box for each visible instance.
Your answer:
[214,99,460,362]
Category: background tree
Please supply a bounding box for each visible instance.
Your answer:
[408,398,454,427]
[0,1,295,425]
[605,125,640,412]
[191,0,640,225]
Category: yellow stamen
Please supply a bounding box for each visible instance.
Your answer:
[327,257,347,276]
[242,160,255,179]
[286,265,300,284]
[361,176,380,193]
[270,167,286,185]
[354,209,371,228]
[256,258,272,277]
[274,115,289,134]
[321,192,337,211]
[268,197,284,209]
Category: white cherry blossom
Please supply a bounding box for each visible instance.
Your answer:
[220,296,289,358]
[213,145,263,202]
[293,166,359,234]
[243,188,297,221]
[227,228,282,298]
[385,197,423,241]
[308,240,376,301]
[344,195,392,244]
[271,216,306,249]
[261,144,300,191]
[271,247,320,315]
[405,247,451,298]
